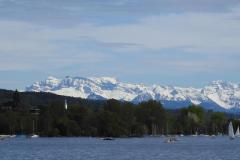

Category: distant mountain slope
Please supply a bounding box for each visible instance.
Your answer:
[25,76,240,111]
[0,89,105,109]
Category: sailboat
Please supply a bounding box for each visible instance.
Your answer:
[228,121,235,140]
[235,126,240,137]
[164,122,177,143]
[27,120,39,138]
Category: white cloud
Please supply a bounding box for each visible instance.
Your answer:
[29,9,240,54]
[2,8,240,54]
[0,21,56,55]
[87,12,240,54]
[1,7,240,71]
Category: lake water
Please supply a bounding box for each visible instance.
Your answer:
[0,136,240,160]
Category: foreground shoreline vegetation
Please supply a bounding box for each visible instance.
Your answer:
[0,89,239,137]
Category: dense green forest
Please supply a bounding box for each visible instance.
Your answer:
[0,89,239,137]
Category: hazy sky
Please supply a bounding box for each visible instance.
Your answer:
[1,0,240,89]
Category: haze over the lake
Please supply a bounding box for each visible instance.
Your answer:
[1,0,240,89]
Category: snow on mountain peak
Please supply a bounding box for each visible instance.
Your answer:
[46,76,60,85]
[89,77,118,84]
[25,76,240,110]
[201,80,240,109]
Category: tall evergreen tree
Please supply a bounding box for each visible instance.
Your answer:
[12,89,20,108]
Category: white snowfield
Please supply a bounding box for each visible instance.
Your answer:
[25,76,240,110]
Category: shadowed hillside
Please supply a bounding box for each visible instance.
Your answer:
[0,89,239,137]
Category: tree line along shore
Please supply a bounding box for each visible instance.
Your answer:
[0,89,239,137]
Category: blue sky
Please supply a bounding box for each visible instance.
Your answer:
[1,0,240,89]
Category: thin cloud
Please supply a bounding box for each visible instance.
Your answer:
[1,0,240,89]
[1,8,240,70]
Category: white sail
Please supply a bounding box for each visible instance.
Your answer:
[65,99,68,110]
[228,122,235,139]
[235,126,240,137]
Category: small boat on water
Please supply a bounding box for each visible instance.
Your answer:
[100,137,115,141]
[210,135,216,139]
[200,134,209,137]
[164,136,177,143]
[228,121,235,140]
[10,135,16,138]
[235,126,240,137]
[0,135,8,140]
[27,120,39,139]
[27,134,39,138]
[0,135,16,140]
[192,131,198,137]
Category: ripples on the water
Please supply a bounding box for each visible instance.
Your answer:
[0,136,240,160]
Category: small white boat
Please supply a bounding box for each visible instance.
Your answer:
[27,120,39,138]
[31,134,39,138]
[164,136,176,143]
[192,131,198,137]
[10,135,16,138]
[200,134,209,137]
[26,134,39,138]
[0,135,15,140]
[228,121,235,140]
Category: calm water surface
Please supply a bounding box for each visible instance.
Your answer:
[0,136,240,160]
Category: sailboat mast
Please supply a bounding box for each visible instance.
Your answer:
[32,120,35,134]
[166,122,169,136]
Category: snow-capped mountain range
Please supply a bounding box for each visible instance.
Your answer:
[25,76,240,111]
